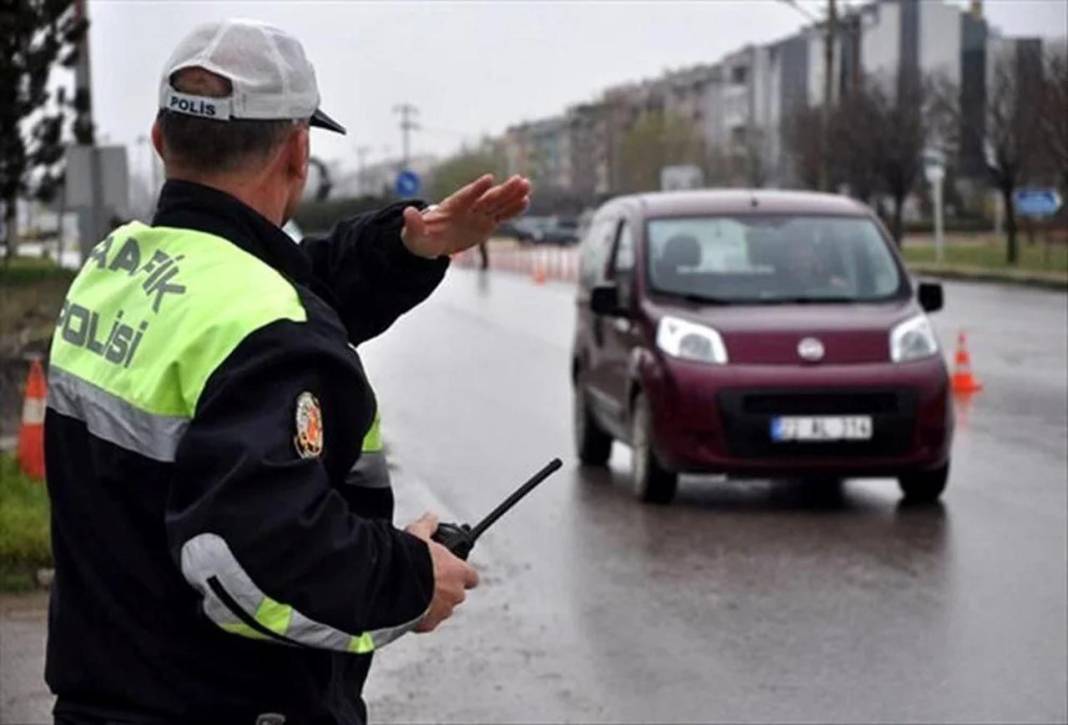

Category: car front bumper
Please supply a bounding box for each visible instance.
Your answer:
[642,354,954,478]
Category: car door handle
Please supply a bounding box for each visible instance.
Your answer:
[613,318,631,334]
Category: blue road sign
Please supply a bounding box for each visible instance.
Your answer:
[1013,188,1062,218]
[395,169,421,198]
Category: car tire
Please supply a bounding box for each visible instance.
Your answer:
[574,385,612,466]
[898,463,949,503]
[631,392,678,504]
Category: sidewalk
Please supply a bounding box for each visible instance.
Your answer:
[906,261,1068,290]
[0,592,50,724]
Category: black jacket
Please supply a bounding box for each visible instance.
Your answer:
[44,180,448,724]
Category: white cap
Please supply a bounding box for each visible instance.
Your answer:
[159,18,345,134]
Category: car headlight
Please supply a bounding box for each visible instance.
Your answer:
[656,316,728,364]
[889,314,939,362]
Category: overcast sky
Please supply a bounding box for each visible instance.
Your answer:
[87,0,1066,181]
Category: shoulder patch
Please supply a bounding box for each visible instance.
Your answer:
[294,392,324,459]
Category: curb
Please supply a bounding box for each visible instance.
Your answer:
[906,263,1068,292]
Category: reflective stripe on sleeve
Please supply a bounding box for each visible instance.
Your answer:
[47,365,189,462]
[180,533,424,653]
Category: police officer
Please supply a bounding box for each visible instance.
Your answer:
[44,19,530,724]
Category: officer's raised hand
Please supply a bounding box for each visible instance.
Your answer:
[401,174,532,259]
[405,512,480,632]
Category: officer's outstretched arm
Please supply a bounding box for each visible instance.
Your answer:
[301,201,448,346]
[166,319,433,653]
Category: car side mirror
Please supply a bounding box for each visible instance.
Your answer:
[590,284,624,316]
[918,281,943,313]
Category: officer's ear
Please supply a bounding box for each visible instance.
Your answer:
[151,120,165,163]
[285,123,310,186]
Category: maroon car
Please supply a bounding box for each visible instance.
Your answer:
[571,190,952,504]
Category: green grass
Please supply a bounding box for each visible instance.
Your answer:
[0,256,73,350]
[0,453,51,591]
[0,254,76,286]
[901,237,1068,276]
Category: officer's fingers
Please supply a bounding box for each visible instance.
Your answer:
[445,174,494,210]
[461,561,480,589]
[492,196,530,223]
[414,606,447,633]
[402,205,428,238]
[472,176,529,215]
[405,511,438,541]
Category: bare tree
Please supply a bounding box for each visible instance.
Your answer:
[744,127,770,188]
[934,46,1047,263]
[871,77,928,246]
[1039,49,1068,191]
[981,49,1045,264]
[428,147,505,203]
[781,103,825,191]
[828,85,881,203]
[618,110,705,193]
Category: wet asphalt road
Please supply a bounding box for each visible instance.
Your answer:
[359,269,1067,723]
[2,270,1065,723]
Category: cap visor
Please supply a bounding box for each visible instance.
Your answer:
[310,108,346,135]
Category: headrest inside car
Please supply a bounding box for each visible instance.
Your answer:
[661,234,701,268]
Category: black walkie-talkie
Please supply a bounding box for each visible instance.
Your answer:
[431,458,563,560]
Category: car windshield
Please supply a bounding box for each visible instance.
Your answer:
[645,215,904,303]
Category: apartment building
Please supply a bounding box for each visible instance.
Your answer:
[483,0,1046,202]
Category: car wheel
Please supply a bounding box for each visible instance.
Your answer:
[631,392,678,504]
[574,385,612,466]
[898,463,949,503]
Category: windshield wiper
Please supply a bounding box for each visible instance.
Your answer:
[671,292,735,306]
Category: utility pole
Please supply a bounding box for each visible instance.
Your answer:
[821,0,838,192]
[74,0,103,259]
[393,103,419,170]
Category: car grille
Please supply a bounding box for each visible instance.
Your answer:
[718,388,916,458]
[741,392,900,415]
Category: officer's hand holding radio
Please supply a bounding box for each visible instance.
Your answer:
[405,512,479,632]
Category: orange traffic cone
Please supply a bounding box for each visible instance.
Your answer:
[532,254,547,285]
[17,359,47,480]
[951,331,983,394]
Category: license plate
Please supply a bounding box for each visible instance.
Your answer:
[770,416,873,442]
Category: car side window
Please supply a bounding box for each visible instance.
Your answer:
[579,217,617,288]
[608,220,636,307]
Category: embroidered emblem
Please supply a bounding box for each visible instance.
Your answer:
[294,392,323,459]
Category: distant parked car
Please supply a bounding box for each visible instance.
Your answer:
[512,216,551,243]
[539,218,580,245]
[571,190,952,504]
[494,219,533,242]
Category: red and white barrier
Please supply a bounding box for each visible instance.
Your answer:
[451,244,580,284]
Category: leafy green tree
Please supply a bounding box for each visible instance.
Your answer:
[1,0,88,259]
[618,111,705,193]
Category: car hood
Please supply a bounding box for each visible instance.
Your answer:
[648,298,920,365]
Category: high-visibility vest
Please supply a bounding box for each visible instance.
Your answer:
[50,221,306,459]
[48,221,410,656]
